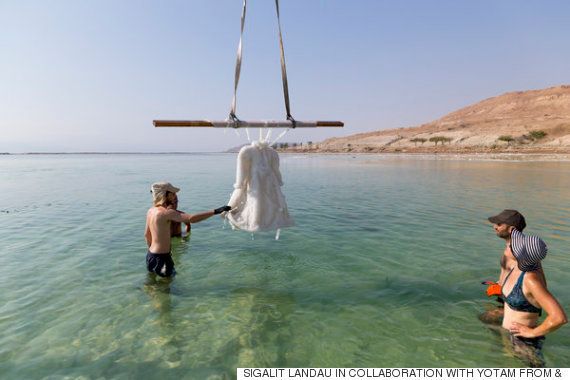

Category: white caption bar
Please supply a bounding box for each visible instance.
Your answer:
[237,368,568,380]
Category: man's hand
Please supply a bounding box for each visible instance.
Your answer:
[214,205,232,215]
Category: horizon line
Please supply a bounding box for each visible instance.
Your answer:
[0,151,236,155]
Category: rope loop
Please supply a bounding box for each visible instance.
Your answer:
[287,114,296,129]
[228,112,241,129]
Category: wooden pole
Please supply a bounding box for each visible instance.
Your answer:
[153,120,343,128]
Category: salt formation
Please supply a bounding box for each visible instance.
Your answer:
[225,140,294,234]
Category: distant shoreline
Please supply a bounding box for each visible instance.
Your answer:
[2,151,570,161]
[3,147,570,155]
[0,152,226,155]
[277,146,570,154]
[276,149,570,161]
[291,152,570,161]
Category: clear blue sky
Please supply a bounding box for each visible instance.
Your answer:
[1,0,569,152]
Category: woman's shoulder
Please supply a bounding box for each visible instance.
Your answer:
[523,270,547,290]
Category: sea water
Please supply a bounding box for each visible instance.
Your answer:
[0,154,569,378]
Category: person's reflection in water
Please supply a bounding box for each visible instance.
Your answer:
[143,273,173,316]
[142,229,196,369]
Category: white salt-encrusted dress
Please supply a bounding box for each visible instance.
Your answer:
[225,141,294,232]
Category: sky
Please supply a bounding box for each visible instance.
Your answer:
[1,0,569,153]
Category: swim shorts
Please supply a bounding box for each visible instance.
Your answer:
[146,251,176,277]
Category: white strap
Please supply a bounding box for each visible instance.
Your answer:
[264,129,273,143]
[269,128,291,147]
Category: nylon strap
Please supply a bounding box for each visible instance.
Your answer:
[228,0,295,127]
[274,0,295,126]
[229,0,247,121]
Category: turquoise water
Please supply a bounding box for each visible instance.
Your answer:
[1,154,569,378]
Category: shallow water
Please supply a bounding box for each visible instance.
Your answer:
[1,153,569,378]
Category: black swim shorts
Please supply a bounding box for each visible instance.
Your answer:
[146,251,176,277]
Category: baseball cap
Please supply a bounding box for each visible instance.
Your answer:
[488,209,526,231]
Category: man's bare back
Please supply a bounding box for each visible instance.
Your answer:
[146,206,183,253]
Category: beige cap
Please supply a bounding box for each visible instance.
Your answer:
[151,181,180,197]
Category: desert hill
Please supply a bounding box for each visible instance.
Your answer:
[303,85,570,153]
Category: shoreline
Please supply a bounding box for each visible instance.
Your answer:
[275,146,570,161]
[3,151,570,161]
[277,146,570,154]
[280,152,570,162]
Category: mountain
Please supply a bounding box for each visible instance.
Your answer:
[225,143,250,153]
[310,85,570,153]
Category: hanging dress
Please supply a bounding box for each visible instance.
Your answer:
[225,141,294,232]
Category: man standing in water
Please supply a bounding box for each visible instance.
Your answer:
[479,210,528,324]
[145,181,231,277]
[489,209,529,285]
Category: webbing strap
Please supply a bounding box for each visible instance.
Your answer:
[275,0,295,126]
[229,0,247,121]
[228,0,295,127]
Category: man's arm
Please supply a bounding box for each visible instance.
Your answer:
[165,209,214,224]
[167,207,231,225]
[186,210,216,224]
[144,219,152,247]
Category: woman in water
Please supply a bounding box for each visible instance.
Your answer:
[501,228,567,367]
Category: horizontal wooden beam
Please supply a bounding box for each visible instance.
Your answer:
[153,120,344,128]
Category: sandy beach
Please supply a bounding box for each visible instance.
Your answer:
[278,150,570,162]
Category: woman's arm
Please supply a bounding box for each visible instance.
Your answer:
[509,272,567,338]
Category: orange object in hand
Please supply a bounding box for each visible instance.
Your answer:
[483,282,502,297]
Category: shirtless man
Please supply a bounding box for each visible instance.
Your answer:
[489,210,528,288]
[479,210,529,325]
[145,182,231,277]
